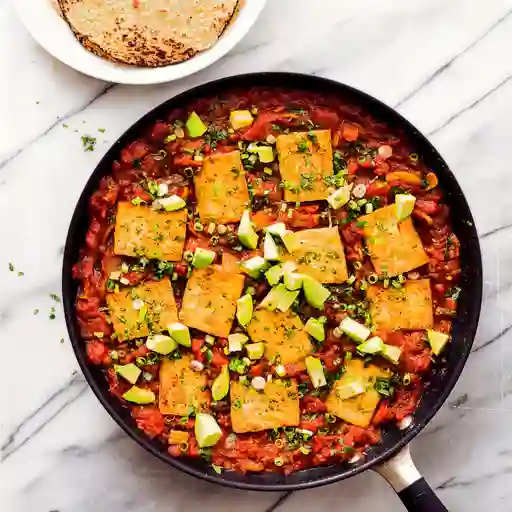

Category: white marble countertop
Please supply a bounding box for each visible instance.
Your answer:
[1,0,512,510]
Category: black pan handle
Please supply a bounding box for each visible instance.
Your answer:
[374,445,448,512]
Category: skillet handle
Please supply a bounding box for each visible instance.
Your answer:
[374,445,448,512]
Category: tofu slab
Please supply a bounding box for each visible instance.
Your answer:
[158,356,209,416]
[230,379,300,433]
[276,130,333,202]
[367,279,434,331]
[326,359,390,428]
[247,309,312,365]
[359,205,429,277]
[194,151,250,224]
[114,202,187,261]
[106,279,178,341]
[180,265,245,337]
[282,227,348,283]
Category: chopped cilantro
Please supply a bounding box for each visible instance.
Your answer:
[81,135,97,152]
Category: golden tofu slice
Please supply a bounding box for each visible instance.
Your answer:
[158,356,209,416]
[230,379,300,433]
[359,204,428,277]
[180,265,245,337]
[276,130,333,202]
[114,202,187,261]
[106,279,178,341]
[326,359,390,428]
[282,227,348,283]
[367,279,434,331]
[194,151,250,224]
[247,309,312,365]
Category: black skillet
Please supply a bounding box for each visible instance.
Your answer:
[62,73,482,511]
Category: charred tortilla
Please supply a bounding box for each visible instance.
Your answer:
[58,0,239,67]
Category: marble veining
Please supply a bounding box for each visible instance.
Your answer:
[2,0,512,510]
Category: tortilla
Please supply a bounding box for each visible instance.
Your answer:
[58,0,239,67]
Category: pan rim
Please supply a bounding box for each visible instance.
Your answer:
[62,71,483,491]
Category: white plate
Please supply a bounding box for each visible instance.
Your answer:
[14,0,267,85]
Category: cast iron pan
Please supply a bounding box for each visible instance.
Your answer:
[62,73,482,511]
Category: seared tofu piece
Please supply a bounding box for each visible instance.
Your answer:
[159,356,209,416]
[194,151,250,224]
[276,130,333,202]
[114,202,187,261]
[367,279,434,331]
[282,227,348,283]
[230,379,300,433]
[247,309,312,365]
[326,359,390,428]
[106,279,178,341]
[180,265,245,337]
[359,205,428,277]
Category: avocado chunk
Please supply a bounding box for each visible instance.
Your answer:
[211,364,230,401]
[122,386,156,404]
[146,334,177,355]
[395,194,416,221]
[186,111,207,138]
[240,256,269,278]
[282,232,300,253]
[247,144,275,163]
[195,413,222,448]
[167,322,191,347]
[228,333,249,353]
[263,232,281,261]
[157,195,186,212]
[426,329,450,356]
[192,248,216,269]
[327,185,351,209]
[260,283,299,312]
[236,294,253,327]
[339,317,371,343]
[230,110,254,131]
[334,375,366,400]
[305,318,325,342]
[303,276,331,310]
[357,336,384,355]
[265,261,296,286]
[114,363,141,385]
[264,222,287,237]
[381,344,403,364]
[305,356,327,388]
[238,210,259,249]
[283,272,304,291]
[246,342,265,360]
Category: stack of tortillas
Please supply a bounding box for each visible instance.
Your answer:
[58,0,239,67]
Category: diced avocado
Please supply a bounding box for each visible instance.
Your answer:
[236,294,253,327]
[339,317,371,343]
[167,322,191,347]
[381,344,403,364]
[327,185,351,209]
[230,110,254,131]
[192,248,216,269]
[357,336,384,355]
[395,194,416,221]
[247,143,275,163]
[238,210,259,249]
[204,334,215,345]
[265,223,287,237]
[260,284,299,312]
[146,334,177,355]
[282,232,300,253]
[303,276,331,310]
[158,195,186,212]
[240,256,269,278]
[265,261,296,286]
[305,356,327,388]
[246,342,265,360]
[114,363,141,385]
[264,232,281,261]
[195,413,222,448]
[305,318,325,342]
[228,333,249,353]
[426,329,450,356]
[211,364,230,401]
[335,375,366,400]
[283,272,304,291]
[186,111,207,138]
[122,386,156,404]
